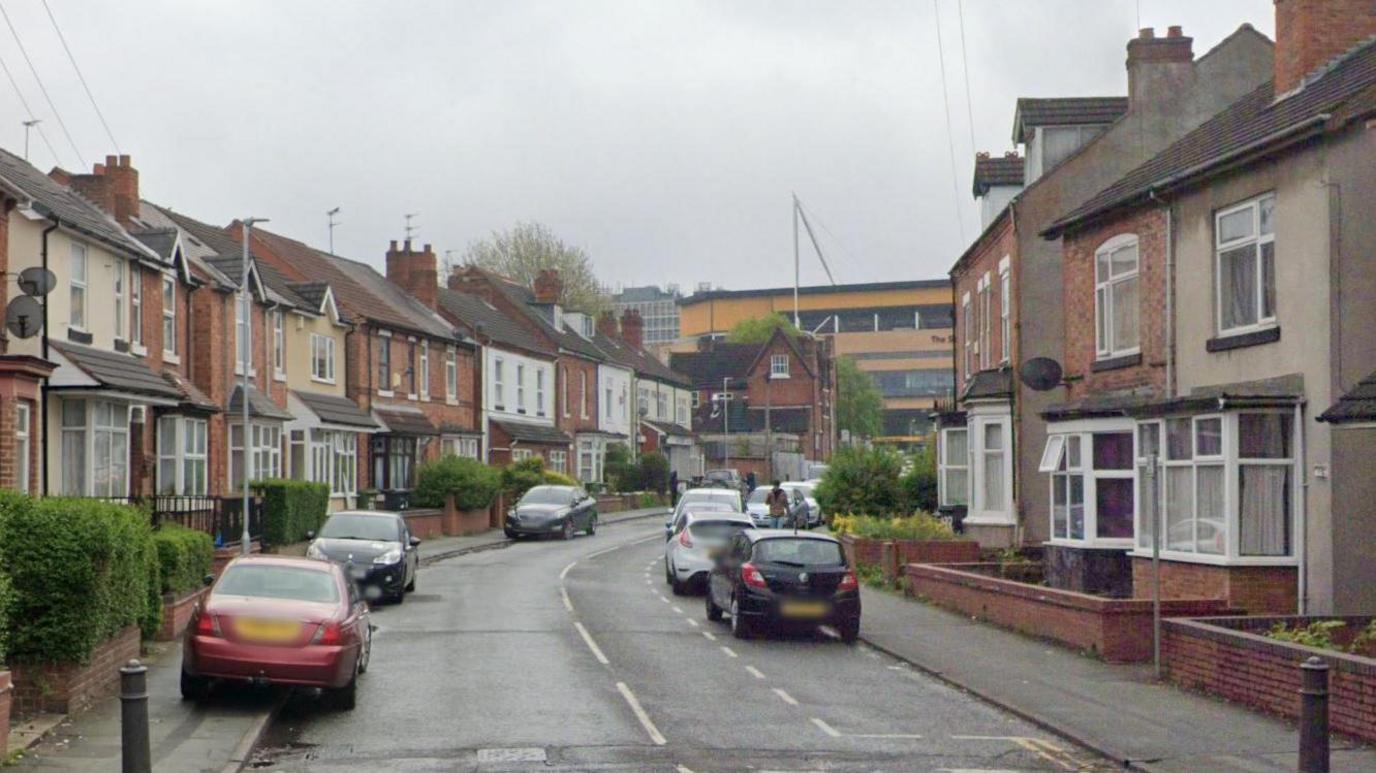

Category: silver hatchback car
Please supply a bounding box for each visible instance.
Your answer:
[664,510,755,595]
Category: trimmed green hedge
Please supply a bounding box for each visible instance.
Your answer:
[543,470,578,487]
[153,524,215,596]
[502,457,546,500]
[255,479,330,545]
[0,493,160,662]
[414,456,501,510]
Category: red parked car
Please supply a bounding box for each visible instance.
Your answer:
[181,555,372,709]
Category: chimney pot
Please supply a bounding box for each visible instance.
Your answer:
[1004,150,1020,158]
[1139,27,1155,39]
[1167,25,1183,38]
[976,151,990,159]
[389,239,398,251]
[92,163,106,175]
[404,239,412,251]
[104,154,117,168]
[423,243,432,253]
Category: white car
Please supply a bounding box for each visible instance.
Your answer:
[664,510,755,595]
[664,488,744,539]
[744,486,809,528]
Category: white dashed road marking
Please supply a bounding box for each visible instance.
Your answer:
[616,682,667,746]
[672,606,683,615]
[686,618,699,627]
[810,717,842,738]
[573,621,609,665]
[745,665,766,679]
[772,688,798,706]
[702,631,717,641]
[720,645,738,658]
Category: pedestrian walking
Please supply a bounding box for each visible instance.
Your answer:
[669,470,679,505]
[746,471,757,495]
[765,481,789,529]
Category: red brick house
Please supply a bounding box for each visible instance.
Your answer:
[243,231,479,509]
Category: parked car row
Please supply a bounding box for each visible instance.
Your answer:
[663,496,861,643]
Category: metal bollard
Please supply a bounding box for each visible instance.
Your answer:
[1299,656,1330,773]
[120,659,151,773]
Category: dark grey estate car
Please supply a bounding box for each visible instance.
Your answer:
[504,485,598,540]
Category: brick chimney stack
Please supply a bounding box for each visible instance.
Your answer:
[385,239,438,310]
[621,309,644,348]
[1126,26,1194,109]
[532,269,562,305]
[447,266,496,305]
[61,154,140,227]
[597,310,618,339]
[1274,0,1376,94]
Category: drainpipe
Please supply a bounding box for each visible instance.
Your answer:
[39,216,58,495]
[1149,190,1175,399]
[1295,402,1307,614]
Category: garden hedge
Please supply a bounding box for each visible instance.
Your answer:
[254,479,330,545]
[153,524,215,596]
[502,457,546,500]
[414,456,502,509]
[0,493,160,662]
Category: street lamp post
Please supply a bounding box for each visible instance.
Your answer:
[240,217,269,555]
[722,376,730,470]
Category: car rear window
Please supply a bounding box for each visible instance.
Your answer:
[319,514,401,542]
[689,520,751,540]
[217,564,340,604]
[751,538,845,567]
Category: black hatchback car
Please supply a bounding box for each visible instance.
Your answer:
[705,530,860,642]
[305,511,420,604]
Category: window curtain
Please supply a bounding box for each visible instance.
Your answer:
[1165,467,1193,551]
[1240,466,1289,556]
[1220,245,1257,330]
[1195,465,1225,554]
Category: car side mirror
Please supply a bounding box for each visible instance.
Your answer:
[202,573,215,587]
[306,530,316,540]
[409,536,421,547]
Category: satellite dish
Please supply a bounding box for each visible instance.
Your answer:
[5,295,43,339]
[1019,357,1064,392]
[17,267,56,297]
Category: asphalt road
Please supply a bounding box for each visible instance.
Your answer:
[249,519,1111,771]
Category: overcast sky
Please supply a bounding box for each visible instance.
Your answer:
[0,1,1273,293]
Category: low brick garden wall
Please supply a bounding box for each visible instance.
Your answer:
[441,499,491,536]
[10,625,141,717]
[906,562,1235,663]
[402,508,446,539]
[0,670,11,757]
[1163,615,1376,743]
[841,535,981,581]
[155,587,209,642]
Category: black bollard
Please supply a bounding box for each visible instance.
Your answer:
[1298,656,1329,773]
[120,659,151,773]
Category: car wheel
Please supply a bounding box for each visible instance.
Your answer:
[705,591,723,622]
[330,668,359,711]
[664,560,675,585]
[561,520,575,541]
[671,576,687,596]
[391,587,406,605]
[837,617,860,644]
[586,516,597,536]
[358,626,373,674]
[730,596,752,640]
[405,567,416,593]
[180,669,210,702]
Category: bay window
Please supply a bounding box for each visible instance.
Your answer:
[550,449,568,474]
[937,427,968,507]
[1134,411,1295,561]
[229,422,281,489]
[1216,193,1276,335]
[157,416,207,495]
[1094,235,1139,359]
[443,436,479,459]
[1042,420,1135,544]
[60,399,129,496]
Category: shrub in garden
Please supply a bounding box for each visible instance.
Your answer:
[604,443,637,492]
[502,456,547,500]
[0,567,12,663]
[153,524,215,596]
[543,470,579,486]
[0,494,160,661]
[899,447,939,514]
[638,452,669,495]
[255,479,330,545]
[814,446,904,519]
[414,456,502,509]
[828,513,959,541]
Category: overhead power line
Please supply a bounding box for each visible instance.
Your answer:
[0,48,61,165]
[931,0,967,242]
[42,0,119,153]
[0,1,83,162]
[957,0,978,164]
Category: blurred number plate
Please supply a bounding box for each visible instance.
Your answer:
[235,618,301,643]
[779,601,829,618]
[707,547,725,558]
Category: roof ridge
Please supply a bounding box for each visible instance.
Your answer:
[1291,33,1376,96]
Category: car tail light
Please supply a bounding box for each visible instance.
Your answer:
[837,569,859,593]
[195,612,222,638]
[741,562,768,589]
[678,528,694,548]
[312,621,343,646]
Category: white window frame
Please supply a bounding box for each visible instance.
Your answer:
[771,353,790,379]
[162,275,177,359]
[549,449,568,474]
[999,257,1011,364]
[1094,234,1140,360]
[562,367,571,417]
[580,371,589,419]
[15,401,30,494]
[1043,418,1136,547]
[234,291,251,376]
[961,291,973,380]
[977,273,991,370]
[157,416,208,496]
[968,412,1013,524]
[60,399,130,497]
[493,357,506,410]
[420,340,430,399]
[1130,411,1297,566]
[517,362,527,413]
[605,386,613,420]
[536,368,546,417]
[1215,193,1277,336]
[273,311,286,380]
[114,259,125,340]
[129,264,143,350]
[445,346,458,404]
[230,421,282,489]
[69,242,88,330]
[937,427,968,507]
[377,331,393,395]
[311,333,336,383]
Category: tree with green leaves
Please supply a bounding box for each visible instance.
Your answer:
[452,221,608,313]
[836,356,884,440]
[726,312,801,344]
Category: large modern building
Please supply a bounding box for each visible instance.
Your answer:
[610,285,681,347]
[674,279,954,445]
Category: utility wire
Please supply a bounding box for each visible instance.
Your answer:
[42,0,118,153]
[931,0,967,242]
[0,48,61,165]
[0,1,83,162]
[793,197,851,284]
[794,200,837,286]
[956,0,978,163]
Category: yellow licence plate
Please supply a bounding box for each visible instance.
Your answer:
[235,618,302,643]
[779,601,830,619]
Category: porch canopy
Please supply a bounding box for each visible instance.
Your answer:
[290,391,381,432]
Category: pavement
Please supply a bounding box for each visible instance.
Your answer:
[248,516,1110,771]
[9,507,666,772]
[858,584,1376,772]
